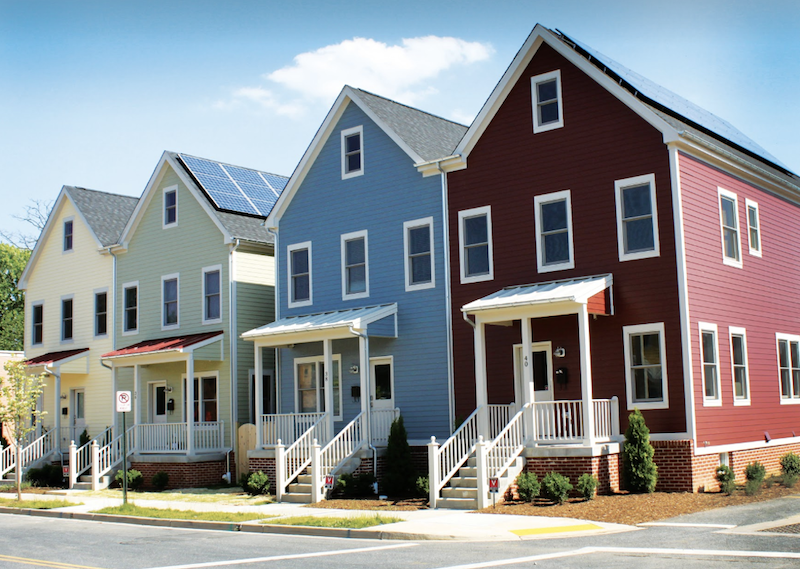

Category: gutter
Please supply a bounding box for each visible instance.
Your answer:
[436,161,456,434]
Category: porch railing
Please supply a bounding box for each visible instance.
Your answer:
[370,408,400,446]
[136,423,187,453]
[73,426,115,482]
[260,413,326,447]
[97,425,136,481]
[0,443,14,478]
[20,429,57,468]
[275,413,329,501]
[593,397,620,441]
[193,421,224,451]
[533,398,619,444]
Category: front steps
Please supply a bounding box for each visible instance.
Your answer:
[437,455,525,510]
[282,473,315,503]
[72,474,112,491]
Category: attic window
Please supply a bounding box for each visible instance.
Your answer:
[63,219,74,252]
[164,186,178,227]
[531,70,564,133]
[341,126,364,179]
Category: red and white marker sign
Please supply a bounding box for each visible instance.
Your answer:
[324,475,335,489]
[489,477,499,493]
[116,391,132,413]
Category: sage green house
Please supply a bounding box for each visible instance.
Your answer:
[101,151,286,486]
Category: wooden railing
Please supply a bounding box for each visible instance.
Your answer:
[533,398,619,444]
[97,425,136,483]
[72,426,115,483]
[593,397,620,441]
[193,421,224,451]
[485,404,530,481]
[136,423,187,453]
[370,408,400,446]
[431,406,480,505]
[20,429,56,468]
[275,414,329,501]
[0,443,14,478]
[260,413,326,447]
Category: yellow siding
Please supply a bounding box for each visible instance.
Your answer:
[234,251,274,286]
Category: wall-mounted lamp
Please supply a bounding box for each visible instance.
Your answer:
[60,393,67,400]
[166,386,173,393]
[349,364,359,374]
[554,347,566,358]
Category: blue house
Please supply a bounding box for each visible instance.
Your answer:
[243,87,466,502]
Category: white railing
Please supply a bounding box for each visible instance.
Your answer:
[534,400,584,443]
[193,421,224,450]
[485,404,530,481]
[275,413,329,500]
[593,397,620,441]
[370,408,400,446]
[97,425,136,482]
[319,413,364,479]
[488,404,515,439]
[261,413,326,447]
[1,444,14,477]
[20,429,56,467]
[73,426,115,480]
[136,423,187,453]
[431,406,481,500]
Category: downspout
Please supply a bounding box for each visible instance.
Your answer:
[228,238,240,480]
[436,162,456,434]
[349,326,377,482]
[266,227,280,414]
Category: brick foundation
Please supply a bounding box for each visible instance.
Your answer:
[248,457,276,490]
[130,458,229,490]
[519,453,621,498]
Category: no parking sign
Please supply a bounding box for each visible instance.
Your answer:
[116,391,132,413]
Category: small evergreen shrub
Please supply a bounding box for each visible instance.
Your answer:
[744,461,765,496]
[25,463,64,487]
[245,471,270,496]
[115,469,143,490]
[381,416,416,496]
[238,473,252,493]
[541,472,572,505]
[780,452,800,477]
[715,465,736,494]
[515,472,541,502]
[79,429,91,446]
[783,473,799,488]
[152,471,169,492]
[622,408,658,493]
[576,473,598,500]
[415,475,429,498]
[337,472,377,497]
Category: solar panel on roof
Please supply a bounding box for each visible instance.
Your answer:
[178,153,288,216]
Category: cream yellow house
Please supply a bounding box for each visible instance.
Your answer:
[0,350,24,446]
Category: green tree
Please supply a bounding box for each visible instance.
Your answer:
[0,360,47,500]
[0,244,30,350]
[381,415,416,496]
[622,408,658,493]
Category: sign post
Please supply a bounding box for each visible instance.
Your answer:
[116,391,132,506]
[489,477,499,508]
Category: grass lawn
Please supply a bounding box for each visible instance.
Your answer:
[266,514,403,529]
[0,497,78,509]
[88,487,272,506]
[93,503,275,522]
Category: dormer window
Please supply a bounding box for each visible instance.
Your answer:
[531,70,563,133]
[63,219,74,251]
[341,126,363,179]
[164,186,178,227]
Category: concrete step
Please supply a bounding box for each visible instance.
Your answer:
[287,482,312,494]
[296,475,313,484]
[449,475,477,488]
[72,482,92,490]
[436,496,477,510]
[281,492,313,504]
[442,486,477,499]
[457,466,477,477]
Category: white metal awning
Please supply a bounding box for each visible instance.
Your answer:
[242,303,397,347]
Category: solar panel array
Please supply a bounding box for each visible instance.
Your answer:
[178,154,288,217]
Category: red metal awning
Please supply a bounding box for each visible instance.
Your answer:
[24,348,89,367]
[101,331,223,359]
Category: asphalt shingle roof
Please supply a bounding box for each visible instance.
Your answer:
[65,186,138,246]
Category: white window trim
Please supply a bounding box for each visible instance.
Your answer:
[614,173,660,262]
[370,355,395,404]
[31,300,44,346]
[63,217,75,253]
[60,294,74,344]
[718,187,742,268]
[403,217,435,292]
[699,322,722,407]
[341,125,364,180]
[181,371,220,423]
[623,322,669,411]
[121,281,139,336]
[729,326,750,406]
[293,355,343,421]
[93,287,109,338]
[458,205,494,284]
[776,333,800,404]
[341,230,369,300]
[161,273,180,331]
[163,185,178,229]
[287,241,313,309]
[745,199,762,258]
[201,264,223,325]
[534,189,575,273]
[531,69,564,134]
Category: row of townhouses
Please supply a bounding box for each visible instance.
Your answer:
[6,25,799,508]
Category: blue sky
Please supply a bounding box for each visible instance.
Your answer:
[1,0,798,241]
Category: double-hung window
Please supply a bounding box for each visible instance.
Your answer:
[458,206,493,284]
[745,199,761,257]
[295,355,342,421]
[63,219,74,252]
[531,70,563,133]
[163,186,178,227]
[777,334,800,403]
[202,266,222,324]
[287,242,312,308]
[534,190,574,272]
[729,327,750,405]
[185,374,218,422]
[699,323,721,406]
[718,188,741,267]
[615,174,659,261]
[32,303,44,345]
[403,217,434,291]
[623,323,669,410]
[341,230,368,299]
[123,283,138,334]
[161,274,179,329]
[341,126,363,179]
[61,297,73,342]
[94,291,108,337]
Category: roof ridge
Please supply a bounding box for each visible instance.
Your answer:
[353,87,468,128]
[66,186,139,201]
[174,151,289,180]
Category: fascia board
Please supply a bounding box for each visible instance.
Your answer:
[118,152,170,248]
[63,187,105,250]
[18,189,69,290]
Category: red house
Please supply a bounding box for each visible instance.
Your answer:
[422,24,800,505]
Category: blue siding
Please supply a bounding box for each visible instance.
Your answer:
[276,102,451,440]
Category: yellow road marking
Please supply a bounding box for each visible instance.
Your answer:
[0,554,105,569]
[510,522,601,536]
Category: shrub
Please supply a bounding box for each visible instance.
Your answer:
[515,472,541,502]
[151,471,169,492]
[245,471,270,496]
[622,408,658,493]
[25,463,64,487]
[783,473,799,488]
[780,452,800,477]
[79,429,90,447]
[238,473,252,494]
[715,465,736,494]
[115,469,143,490]
[381,416,415,496]
[415,475,429,498]
[744,461,765,496]
[541,472,572,505]
[576,473,598,500]
[337,472,376,497]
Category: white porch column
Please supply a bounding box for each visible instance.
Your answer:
[578,305,596,446]
[358,334,370,444]
[520,317,535,443]
[186,356,195,455]
[254,344,263,449]
[474,321,489,437]
[323,338,334,440]
[53,367,62,448]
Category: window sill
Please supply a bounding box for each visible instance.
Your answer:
[722,257,743,269]
[538,261,574,274]
[619,249,660,262]
[202,319,223,326]
[779,398,800,405]
[121,329,139,337]
[461,273,493,285]
[626,400,668,411]
[702,398,722,407]
[342,169,364,180]
[405,281,435,292]
[161,324,180,332]
[288,300,313,309]
[343,292,369,301]
[732,398,751,406]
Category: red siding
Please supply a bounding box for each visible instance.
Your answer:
[448,43,685,434]
[680,152,800,446]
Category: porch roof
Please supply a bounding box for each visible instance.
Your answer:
[24,348,89,367]
[242,303,397,347]
[100,331,223,362]
[462,274,613,320]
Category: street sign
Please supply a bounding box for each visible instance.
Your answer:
[324,475,335,489]
[116,391,132,413]
[489,477,499,493]
[62,465,69,477]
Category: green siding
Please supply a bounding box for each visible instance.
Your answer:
[236,281,275,423]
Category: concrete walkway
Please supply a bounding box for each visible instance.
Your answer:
[0,490,635,541]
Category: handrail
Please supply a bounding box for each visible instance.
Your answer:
[434,406,481,493]
[0,444,14,477]
[319,412,364,478]
[279,413,329,496]
[75,426,115,478]
[261,412,326,447]
[97,425,136,479]
[19,429,56,468]
[485,403,530,480]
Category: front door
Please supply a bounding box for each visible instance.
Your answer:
[71,389,86,442]
[370,357,394,411]
[514,342,554,406]
[149,382,167,424]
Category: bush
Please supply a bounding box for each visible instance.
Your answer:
[151,471,169,492]
[415,475,429,498]
[381,416,416,496]
[541,472,572,505]
[576,473,598,500]
[783,473,799,488]
[79,429,90,447]
[245,471,270,496]
[515,472,541,502]
[715,465,736,494]
[622,409,658,493]
[25,463,64,487]
[337,472,376,497]
[780,452,800,477]
[238,473,252,493]
[115,468,143,490]
[744,461,765,496]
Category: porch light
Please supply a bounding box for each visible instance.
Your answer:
[60,393,67,400]
[349,364,359,374]
[554,347,566,358]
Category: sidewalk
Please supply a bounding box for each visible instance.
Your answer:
[0,490,635,541]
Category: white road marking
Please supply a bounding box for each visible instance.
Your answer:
[638,522,736,529]
[142,543,417,569]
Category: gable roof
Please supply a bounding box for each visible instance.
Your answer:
[266,86,467,226]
